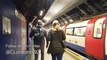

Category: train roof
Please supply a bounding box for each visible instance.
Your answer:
[67,20,89,28]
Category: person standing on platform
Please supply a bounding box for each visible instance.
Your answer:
[30,20,48,60]
[47,20,66,60]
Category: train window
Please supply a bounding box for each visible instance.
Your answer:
[74,27,86,36]
[2,16,11,34]
[93,17,105,38]
[66,28,73,35]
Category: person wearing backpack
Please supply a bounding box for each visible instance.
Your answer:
[30,20,48,60]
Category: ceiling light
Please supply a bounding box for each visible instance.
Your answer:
[40,10,43,16]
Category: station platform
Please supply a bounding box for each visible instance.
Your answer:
[26,47,78,60]
[26,40,88,60]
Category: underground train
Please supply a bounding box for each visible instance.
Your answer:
[65,14,107,60]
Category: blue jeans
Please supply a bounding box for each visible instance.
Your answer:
[51,53,63,60]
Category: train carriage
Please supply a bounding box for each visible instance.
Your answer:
[65,14,107,60]
[66,20,89,53]
[86,15,107,60]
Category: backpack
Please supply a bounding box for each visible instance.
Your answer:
[33,28,45,45]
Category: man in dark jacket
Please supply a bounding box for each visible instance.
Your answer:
[30,20,48,60]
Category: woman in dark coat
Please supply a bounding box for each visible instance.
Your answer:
[47,20,66,60]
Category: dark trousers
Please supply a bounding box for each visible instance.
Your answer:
[51,53,63,60]
[34,44,44,60]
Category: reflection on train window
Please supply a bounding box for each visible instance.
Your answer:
[66,28,73,35]
[93,17,105,38]
[74,27,86,36]
[2,16,11,34]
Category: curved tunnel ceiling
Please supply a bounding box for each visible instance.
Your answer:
[43,0,87,24]
[12,0,54,23]
[13,0,87,25]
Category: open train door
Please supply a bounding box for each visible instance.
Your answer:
[86,15,107,60]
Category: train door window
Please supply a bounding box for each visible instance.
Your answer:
[93,17,106,38]
[2,16,11,34]
[66,28,73,35]
[74,27,86,36]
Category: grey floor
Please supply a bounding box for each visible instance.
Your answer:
[26,40,78,60]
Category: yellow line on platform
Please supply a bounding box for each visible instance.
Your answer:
[65,49,83,60]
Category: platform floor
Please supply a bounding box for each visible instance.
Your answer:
[26,48,78,60]
[26,40,79,60]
